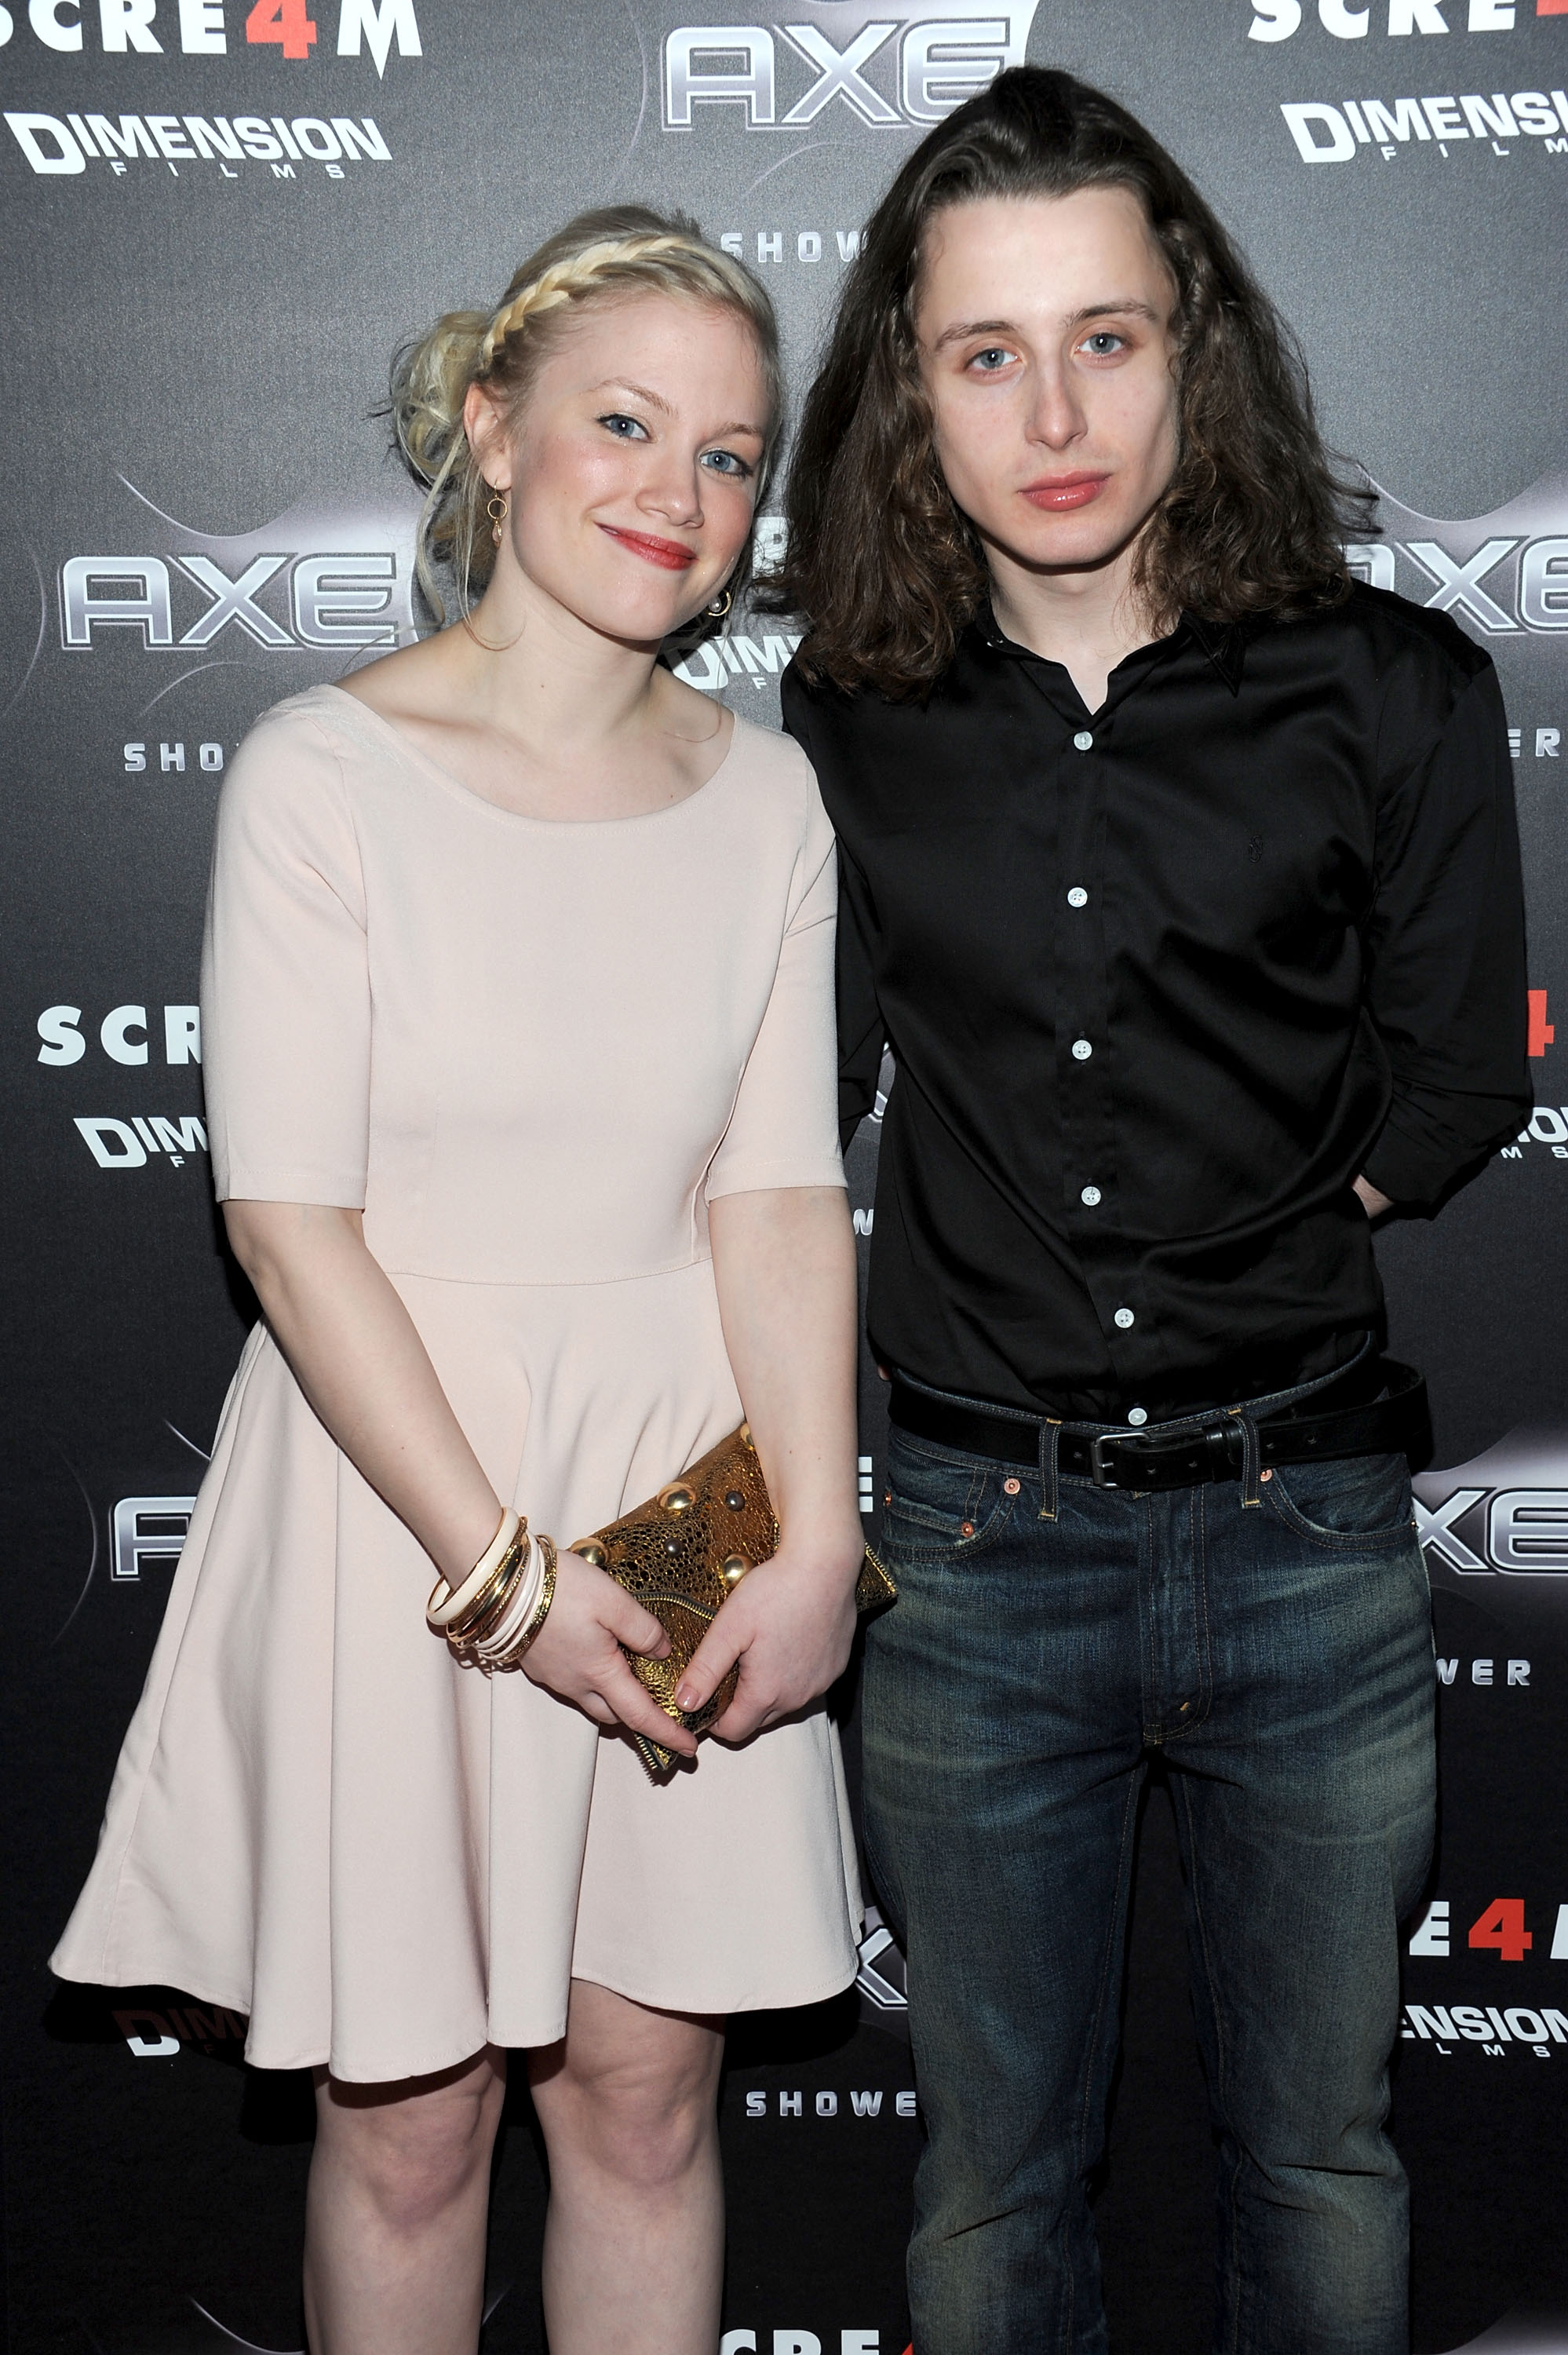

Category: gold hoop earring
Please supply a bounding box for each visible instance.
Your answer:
[706,587,732,621]
[487,489,509,546]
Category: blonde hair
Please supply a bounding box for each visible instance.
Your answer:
[389,205,784,626]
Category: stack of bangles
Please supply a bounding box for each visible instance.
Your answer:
[425,1507,557,1674]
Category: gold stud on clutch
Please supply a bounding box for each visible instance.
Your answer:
[658,1483,696,1513]
[721,1555,751,1587]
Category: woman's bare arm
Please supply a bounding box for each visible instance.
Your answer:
[675,1185,866,1741]
[222,1199,695,1755]
[224,1200,499,1581]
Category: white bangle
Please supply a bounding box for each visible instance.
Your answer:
[427,1506,520,1630]
[473,1536,545,1667]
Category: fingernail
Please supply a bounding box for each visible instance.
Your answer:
[675,1685,698,1711]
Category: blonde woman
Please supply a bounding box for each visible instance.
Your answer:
[53,206,866,2355]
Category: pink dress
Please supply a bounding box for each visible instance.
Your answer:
[53,685,862,2083]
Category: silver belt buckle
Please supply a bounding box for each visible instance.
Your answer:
[1089,1432,1123,1488]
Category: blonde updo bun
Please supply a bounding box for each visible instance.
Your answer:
[388,205,783,626]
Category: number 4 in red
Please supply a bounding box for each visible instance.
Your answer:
[246,0,315,58]
[1468,1899,1532,1962]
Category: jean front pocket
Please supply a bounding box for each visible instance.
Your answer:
[880,1431,1017,1564]
[1264,1449,1416,1549]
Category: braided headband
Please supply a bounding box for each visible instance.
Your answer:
[477,233,724,373]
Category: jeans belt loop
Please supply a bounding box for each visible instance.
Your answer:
[1037,1417,1063,1521]
[1230,1406,1263,1508]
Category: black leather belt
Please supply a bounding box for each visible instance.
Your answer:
[888,1360,1432,1490]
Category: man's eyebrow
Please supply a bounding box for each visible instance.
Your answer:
[592,378,765,440]
[930,317,1016,354]
[1067,298,1162,328]
[929,298,1162,352]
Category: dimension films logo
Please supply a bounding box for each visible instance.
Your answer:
[7,106,392,173]
[1351,473,1568,636]
[55,476,419,660]
[1281,83,1568,161]
[1417,1426,1568,1584]
[662,0,1040,130]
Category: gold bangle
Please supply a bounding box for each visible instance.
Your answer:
[494,1534,556,1671]
[443,1526,531,1653]
[427,1507,527,1633]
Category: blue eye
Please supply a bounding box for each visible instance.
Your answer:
[1082,332,1125,357]
[599,412,648,440]
[701,448,753,479]
[970,346,1012,373]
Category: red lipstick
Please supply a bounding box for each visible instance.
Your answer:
[597,524,696,571]
[1022,473,1111,512]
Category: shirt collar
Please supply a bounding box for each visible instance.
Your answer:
[974,601,1249,696]
[1183,611,1248,696]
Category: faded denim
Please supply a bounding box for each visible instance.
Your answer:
[863,1428,1435,2355]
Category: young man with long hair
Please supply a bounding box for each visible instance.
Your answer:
[769,64,1530,2355]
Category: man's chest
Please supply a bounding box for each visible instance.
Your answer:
[831,684,1379,994]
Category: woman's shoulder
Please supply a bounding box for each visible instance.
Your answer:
[215,687,372,869]
[720,706,823,816]
[234,682,385,773]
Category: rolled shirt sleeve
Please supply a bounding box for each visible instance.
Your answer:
[1360,659,1532,1210]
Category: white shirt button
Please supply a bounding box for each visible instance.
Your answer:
[1114,1307,1135,1328]
[1080,1185,1102,1207]
[1071,1039,1092,1062]
[1127,1406,1149,1427]
[1073,730,1094,751]
[1067,886,1088,908]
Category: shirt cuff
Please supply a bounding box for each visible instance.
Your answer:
[704,1155,846,1203]
[1361,1091,1528,1212]
[213,1161,369,1208]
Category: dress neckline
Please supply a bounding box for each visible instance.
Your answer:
[315,681,742,830]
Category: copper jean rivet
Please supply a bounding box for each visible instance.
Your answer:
[1260,1468,1273,1483]
[961,1520,975,1536]
[1003,1477,1021,1495]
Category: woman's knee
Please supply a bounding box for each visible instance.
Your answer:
[547,2021,720,2189]
[570,2069,716,2189]
[315,2054,504,2233]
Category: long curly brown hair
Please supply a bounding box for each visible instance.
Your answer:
[767,67,1375,699]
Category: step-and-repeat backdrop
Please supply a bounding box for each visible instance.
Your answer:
[3,2,1566,2348]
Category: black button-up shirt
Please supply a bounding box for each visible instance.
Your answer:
[782,586,1530,1422]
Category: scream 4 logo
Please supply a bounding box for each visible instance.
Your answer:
[663,0,1041,128]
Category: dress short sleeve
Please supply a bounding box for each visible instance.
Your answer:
[705,767,845,1203]
[202,701,370,1207]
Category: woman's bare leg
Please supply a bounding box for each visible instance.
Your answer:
[527,1981,725,2355]
[303,2046,506,2355]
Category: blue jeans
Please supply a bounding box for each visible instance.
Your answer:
[863,1423,1435,2355]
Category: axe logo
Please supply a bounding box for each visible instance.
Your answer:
[54,477,419,657]
[1349,473,1568,635]
[662,1,1041,130]
[1415,1427,1568,1578]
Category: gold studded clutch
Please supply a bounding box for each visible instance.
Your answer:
[571,1422,896,1780]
